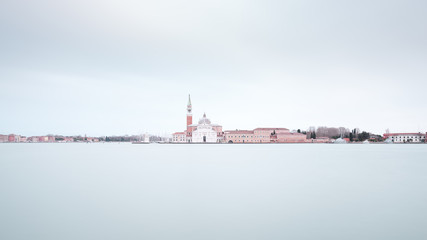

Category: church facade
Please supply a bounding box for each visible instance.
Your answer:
[172,95,224,143]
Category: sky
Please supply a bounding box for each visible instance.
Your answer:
[1,0,426,136]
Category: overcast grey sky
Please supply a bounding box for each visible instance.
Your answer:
[1,0,426,136]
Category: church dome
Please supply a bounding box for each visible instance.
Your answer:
[198,113,211,125]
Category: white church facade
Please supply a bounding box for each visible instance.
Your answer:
[172,95,223,143]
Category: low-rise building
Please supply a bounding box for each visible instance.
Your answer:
[8,134,20,142]
[39,136,49,142]
[274,132,307,143]
[0,134,8,142]
[224,128,308,143]
[309,137,331,143]
[29,136,39,142]
[383,133,426,143]
[224,130,256,143]
[172,132,186,143]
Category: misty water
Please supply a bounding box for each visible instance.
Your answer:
[0,143,426,240]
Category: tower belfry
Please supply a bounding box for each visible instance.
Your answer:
[187,94,192,114]
[187,94,193,127]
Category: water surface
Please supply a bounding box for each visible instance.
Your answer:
[1,143,426,240]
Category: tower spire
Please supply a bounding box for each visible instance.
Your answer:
[187,94,192,107]
[187,94,192,114]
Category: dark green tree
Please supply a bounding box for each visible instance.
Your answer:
[358,131,370,141]
[310,132,316,139]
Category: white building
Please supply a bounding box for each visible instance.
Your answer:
[172,95,223,143]
[172,132,186,143]
[383,133,426,143]
[191,114,222,143]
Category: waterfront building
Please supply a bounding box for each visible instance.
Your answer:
[39,136,49,142]
[29,136,39,142]
[8,134,19,142]
[172,95,223,143]
[273,131,307,143]
[0,134,8,142]
[224,128,307,143]
[172,132,186,143]
[256,128,290,143]
[190,113,223,143]
[383,132,426,143]
[310,137,331,143]
[224,130,256,143]
[5,134,22,142]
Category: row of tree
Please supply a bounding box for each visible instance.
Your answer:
[306,127,381,142]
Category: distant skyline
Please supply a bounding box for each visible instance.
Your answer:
[1,0,426,136]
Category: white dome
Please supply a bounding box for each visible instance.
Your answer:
[334,137,347,144]
[198,113,211,125]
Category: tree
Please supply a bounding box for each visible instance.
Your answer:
[349,132,353,142]
[310,132,316,139]
[297,129,301,133]
[358,131,370,142]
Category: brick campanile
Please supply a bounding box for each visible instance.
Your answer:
[187,94,192,128]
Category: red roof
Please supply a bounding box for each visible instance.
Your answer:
[224,130,254,134]
[254,128,289,131]
[276,132,305,136]
[172,132,185,135]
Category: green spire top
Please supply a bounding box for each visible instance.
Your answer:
[187,94,192,106]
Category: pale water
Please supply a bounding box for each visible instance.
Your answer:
[0,143,426,240]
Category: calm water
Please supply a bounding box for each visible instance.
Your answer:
[0,143,426,240]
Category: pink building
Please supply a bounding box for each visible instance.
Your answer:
[224,128,308,143]
[274,132,307,143]
[29,136,39,142]
[7,134,22,142]
[255,128,290,143]
[8,134,16,142]
[39,136,48,142]
[172,132,186,143]
[0,134,8,142]
[224,130,257,143]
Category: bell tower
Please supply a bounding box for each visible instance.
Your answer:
[187,94,192,127]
